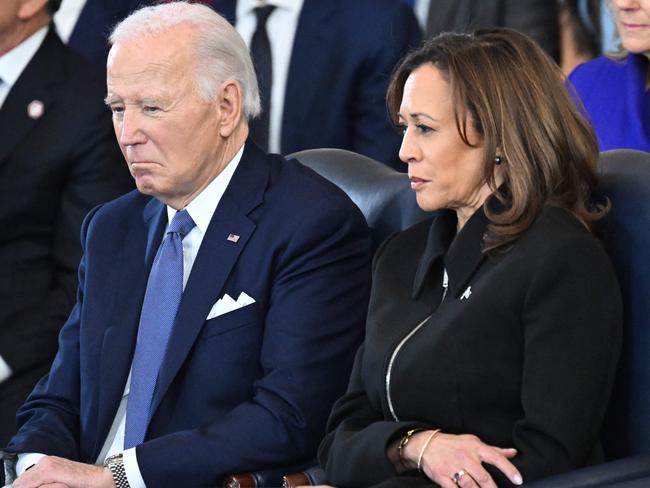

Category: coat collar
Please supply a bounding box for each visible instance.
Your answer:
[412,203,491,300]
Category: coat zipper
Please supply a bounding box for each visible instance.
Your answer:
[385,269,448,421]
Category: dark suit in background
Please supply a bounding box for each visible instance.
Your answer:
[426,0,559,60]
[216,0,421,170]
[66,0,146,68]
[0,27,132,446]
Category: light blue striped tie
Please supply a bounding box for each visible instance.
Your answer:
[124,209,195,448]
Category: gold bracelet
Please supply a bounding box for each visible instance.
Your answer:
[397,428,425,461]
[417,429,441,471]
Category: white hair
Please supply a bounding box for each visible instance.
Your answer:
[109,1,261,120]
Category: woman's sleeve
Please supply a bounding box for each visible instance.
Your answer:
[318,234,431,487]
[318,344,430,487]
[498,234,623,484]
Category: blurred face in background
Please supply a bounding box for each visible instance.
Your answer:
[612,0,650,58]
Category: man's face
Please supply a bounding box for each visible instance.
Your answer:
[106,26,225,209]
[0,0,26,53]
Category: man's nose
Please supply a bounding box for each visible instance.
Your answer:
[117,110,147,147]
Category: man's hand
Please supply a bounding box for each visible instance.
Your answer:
[12,456,115,488]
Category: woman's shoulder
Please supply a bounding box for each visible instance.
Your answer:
[371,219,429,267]
[516,206,609,263]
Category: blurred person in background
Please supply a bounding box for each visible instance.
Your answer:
[0,0,131,452]
[568,0,650,151]
[559,0,602,74]
[215,0,421,170]
[420,0,559,60]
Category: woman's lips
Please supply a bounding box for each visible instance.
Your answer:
[620,21,649,32]
[409,176,428,190]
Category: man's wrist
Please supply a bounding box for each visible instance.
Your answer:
[104,454,129,488]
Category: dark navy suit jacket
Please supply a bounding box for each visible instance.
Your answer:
[6,141,371,486]
[215,0,421,170]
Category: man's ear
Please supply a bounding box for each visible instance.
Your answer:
[18,0,49,21]
[216,80,244,138]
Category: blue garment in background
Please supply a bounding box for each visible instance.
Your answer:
[568,54,650,152]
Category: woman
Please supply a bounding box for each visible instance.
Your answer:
[317,29,622,488]
[569,0,650,151]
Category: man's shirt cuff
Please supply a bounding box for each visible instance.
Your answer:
[123,447,146,488]
[16,453,46,476]
[0,355,12,383]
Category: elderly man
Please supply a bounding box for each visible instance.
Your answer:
[0,0,131,449]
[3,3,371,487]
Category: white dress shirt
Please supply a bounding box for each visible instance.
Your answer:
[0,26,48,110]
[17,145,245,487]
[0,26,50,387]
[413,0,430,31]
[53,0,87,43]
[235,0,304,154]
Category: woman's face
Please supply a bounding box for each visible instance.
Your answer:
[397,64,497,229]
[613,0,650,58]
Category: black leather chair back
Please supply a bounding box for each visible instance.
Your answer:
[288,148,431,251]
[598,149,650,460]
[526,149,650,487]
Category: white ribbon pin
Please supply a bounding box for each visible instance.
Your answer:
[460,286,472,300]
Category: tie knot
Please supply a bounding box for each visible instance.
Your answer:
[254,5,276,25]
[167,209,195,238]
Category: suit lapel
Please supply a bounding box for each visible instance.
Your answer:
[94,198,166,457]
[0,28,61,167]
[281,0,337,150]
[151,141,269,416]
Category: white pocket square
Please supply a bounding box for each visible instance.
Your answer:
[206,292,255,320]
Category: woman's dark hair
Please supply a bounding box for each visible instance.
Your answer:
[387,28,607,252]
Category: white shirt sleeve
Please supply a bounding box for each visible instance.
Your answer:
[16,453,46,476]
[122,447,146,488]
[0,355,12,383]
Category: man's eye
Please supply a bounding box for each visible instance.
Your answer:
[110,105,124,115]
[143,105,160,114]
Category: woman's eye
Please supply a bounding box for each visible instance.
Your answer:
[395,123,407,135]
[416,124,433,134]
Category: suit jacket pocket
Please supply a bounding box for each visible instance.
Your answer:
[199,302,260,340]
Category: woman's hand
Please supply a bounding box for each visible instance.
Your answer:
[402,431,523,487]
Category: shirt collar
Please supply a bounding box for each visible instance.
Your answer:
[166,143,245,233]
[0,26,48,89]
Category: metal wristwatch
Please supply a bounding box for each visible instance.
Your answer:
[104,454,131,488]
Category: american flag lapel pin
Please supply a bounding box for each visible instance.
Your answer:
[227,233,240,243]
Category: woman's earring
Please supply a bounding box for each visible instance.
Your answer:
[494,156,502,165]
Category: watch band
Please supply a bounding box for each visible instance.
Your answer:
[104,454,131,488]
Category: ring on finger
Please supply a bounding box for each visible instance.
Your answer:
[452,469,467,484]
